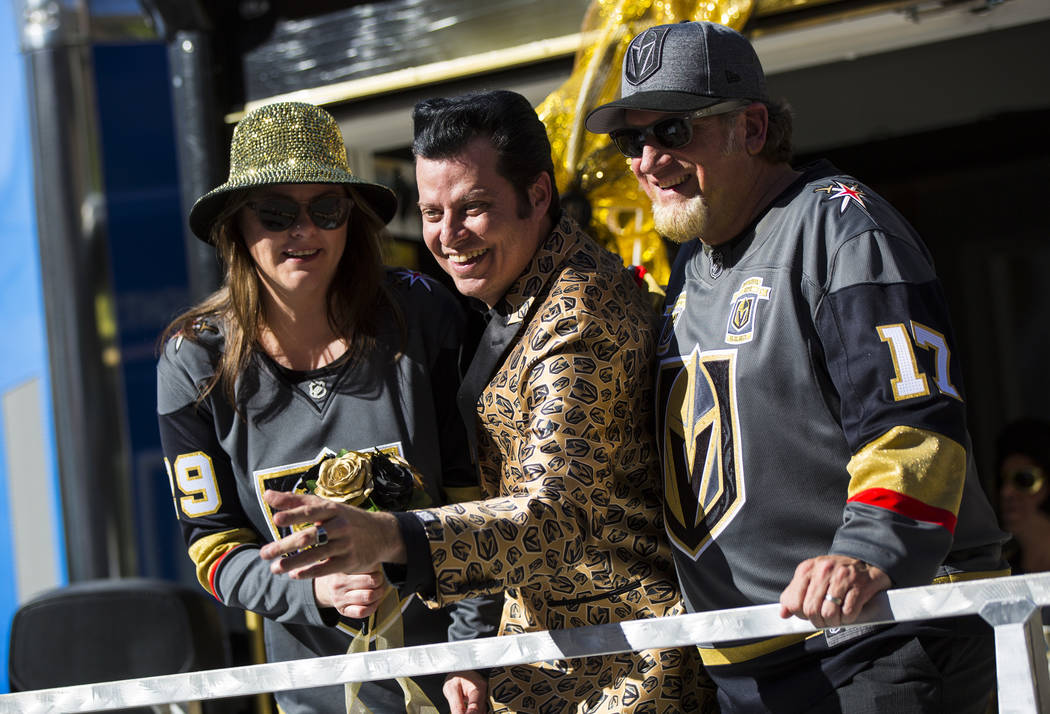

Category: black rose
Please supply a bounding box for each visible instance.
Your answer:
[369,450,416,510]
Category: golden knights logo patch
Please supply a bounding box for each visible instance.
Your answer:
[625,25,670,85]
[725,277,771,345]
[253,442,404,541]
[656,347,745,559]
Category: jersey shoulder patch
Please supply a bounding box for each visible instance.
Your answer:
[803,169,912,241]
[389,267,439,293]
[811,179,871,217]
[384,267,465,347]
[158,319,225,414]
[164,317,224,352]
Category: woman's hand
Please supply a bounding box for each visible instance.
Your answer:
[443,670,489,714]
[260,490,406,578]
[314,570,392,619]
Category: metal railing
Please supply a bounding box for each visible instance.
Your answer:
[3,572,1048,713]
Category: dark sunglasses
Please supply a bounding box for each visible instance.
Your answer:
[247,195,352,232]
[1002,467,1045,494]
[608,100,750,158]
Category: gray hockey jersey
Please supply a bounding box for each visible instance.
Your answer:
[655,161,1007,642]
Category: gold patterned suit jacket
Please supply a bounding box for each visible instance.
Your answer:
[416,217,714,713]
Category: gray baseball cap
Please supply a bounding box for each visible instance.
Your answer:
[586,21,768,133]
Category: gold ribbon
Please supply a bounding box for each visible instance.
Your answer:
[344,590,440,714]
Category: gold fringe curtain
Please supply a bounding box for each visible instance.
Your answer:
[537,0,755,284]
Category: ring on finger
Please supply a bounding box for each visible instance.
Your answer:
[315,524,329,547]
[824,593,843,606]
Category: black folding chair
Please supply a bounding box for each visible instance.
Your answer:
[8,577,232,713]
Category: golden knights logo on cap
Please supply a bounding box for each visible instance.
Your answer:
[725,277,771,345]
[625,25,670,85]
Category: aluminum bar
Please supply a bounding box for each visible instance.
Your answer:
[980,597,1050,714]
[3,572,1049,713]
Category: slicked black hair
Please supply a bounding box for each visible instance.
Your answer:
[412,89,561,222]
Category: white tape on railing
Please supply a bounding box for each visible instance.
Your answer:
[3,572,1049,713]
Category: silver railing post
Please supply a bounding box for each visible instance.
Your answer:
[980,598,1050,713]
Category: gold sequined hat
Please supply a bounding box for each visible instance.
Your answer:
[189,102,397,241]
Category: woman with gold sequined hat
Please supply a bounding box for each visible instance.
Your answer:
[156,102,492,713]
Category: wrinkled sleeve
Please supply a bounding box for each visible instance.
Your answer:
[814,229,970,587]
[411,309,637,605]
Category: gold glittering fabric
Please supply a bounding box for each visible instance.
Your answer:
[226,102,356,186]
[537,0,755,285]
[414,217,717,713]
[188,101,396,240]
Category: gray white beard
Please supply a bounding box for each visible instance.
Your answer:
[653,194,708,244]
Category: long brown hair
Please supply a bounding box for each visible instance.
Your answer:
[161,184,402,410]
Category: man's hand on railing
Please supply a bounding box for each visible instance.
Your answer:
[778,555,892,628]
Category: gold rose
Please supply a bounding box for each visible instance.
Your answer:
[291,451,374,540]
[314,450,373,506]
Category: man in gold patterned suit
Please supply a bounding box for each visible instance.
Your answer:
[261,90,714,714]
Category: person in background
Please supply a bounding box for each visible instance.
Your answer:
[586,21,1008,713]
[156,101,490,714]
[995,417,1050,574]
[259,89,716,714]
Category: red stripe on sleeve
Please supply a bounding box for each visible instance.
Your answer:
[847,487,957,534]
[208,548,237,601]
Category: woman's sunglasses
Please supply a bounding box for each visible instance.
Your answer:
[247,195,352,232]
[1002,467,1045,494]
[609,100,750,158]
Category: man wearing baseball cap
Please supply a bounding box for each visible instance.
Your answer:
[588,21,1008,712]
